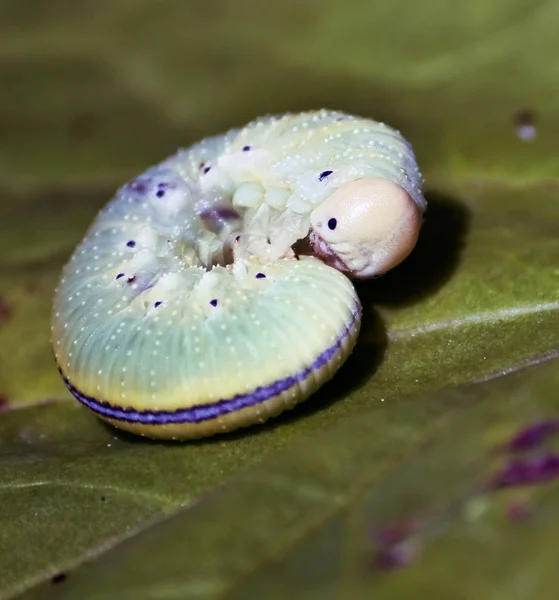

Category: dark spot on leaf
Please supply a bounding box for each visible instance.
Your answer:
[0,297,11,321]
[25,281,43,294]
[68,113,96,141]
[319,170,333,181]
[506,499,530,522]
[51,573,67,584]
[514,108,536,127]
[514,108,537,141]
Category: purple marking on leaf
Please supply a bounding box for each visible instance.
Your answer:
[374,520,417,546]
[505,420,559,452]
[489,453,559,489]
[374,542,417,571]
[506,499,531,522]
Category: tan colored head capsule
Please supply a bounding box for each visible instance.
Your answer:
[309,177,423,279]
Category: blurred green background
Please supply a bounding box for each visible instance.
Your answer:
[0,1,558,598]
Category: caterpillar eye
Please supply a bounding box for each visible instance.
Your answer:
[328,218,337,230]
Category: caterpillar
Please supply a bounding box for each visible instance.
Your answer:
[51,110,426,440]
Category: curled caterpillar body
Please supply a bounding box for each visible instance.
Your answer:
[51,110,425,439]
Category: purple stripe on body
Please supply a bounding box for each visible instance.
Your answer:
[60,308,360,425]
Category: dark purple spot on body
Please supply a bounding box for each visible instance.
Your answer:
[203,166,211,174]
[210,299,218,307]
[256,272,266,279]
[199,206,241,222]
[242,145,251,152]
[154,301,163,308]
[328,218,337,230]
[319,170,333,181]
[199,205,242,234]
[504,419,559,453]
[116,273,125,280]
[129,181,148,194]
[155,189,165,198]
[51,573,67,584]
[126,240,136,248]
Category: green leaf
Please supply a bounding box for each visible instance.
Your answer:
[14,359,559,600]
[1,0,558,598]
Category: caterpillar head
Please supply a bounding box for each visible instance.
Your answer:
[309,178,423,279]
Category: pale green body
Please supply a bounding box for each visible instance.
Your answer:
[51,110,424,439]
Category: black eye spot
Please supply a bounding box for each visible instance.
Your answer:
[255,273,266,279]
[51,573,67,584]
[242,145,251,152]
[319,170,333,182]
[126,240,136,248]
[155,189,165,198]
[210,299,218,307]
[328,218,337,230]
[203,166,211,174]
[116,273,125,280]
[154,301,163,308]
